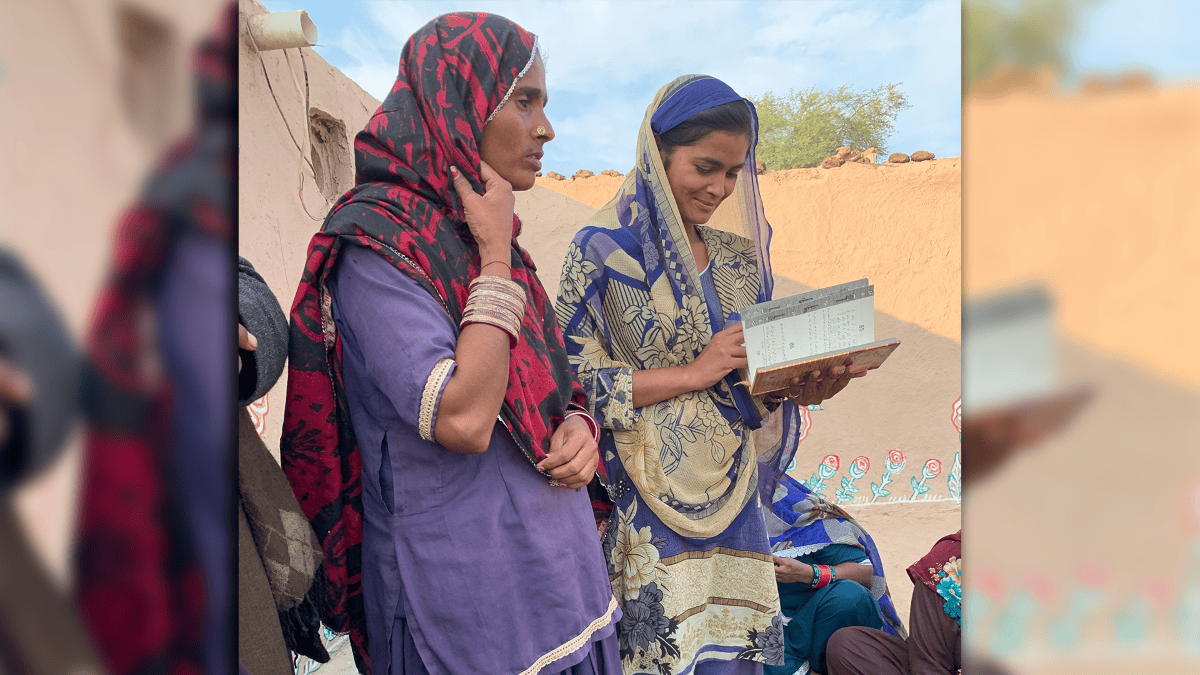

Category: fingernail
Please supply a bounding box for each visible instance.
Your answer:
[450,166,458,175]
[248,333,258,349]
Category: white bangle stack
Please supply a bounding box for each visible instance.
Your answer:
[460,275,525,346]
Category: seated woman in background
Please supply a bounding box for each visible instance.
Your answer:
[765,473,907,675]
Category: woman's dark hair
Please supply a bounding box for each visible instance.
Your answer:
[655,99,754,167]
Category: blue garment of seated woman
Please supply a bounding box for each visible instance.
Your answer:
[765,543,884,675]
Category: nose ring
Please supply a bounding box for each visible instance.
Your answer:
[536,126,547,137]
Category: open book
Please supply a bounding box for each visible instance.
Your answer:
[739,278,899,396]
[963,283,1093,436]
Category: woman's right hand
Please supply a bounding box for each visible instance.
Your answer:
[773,555,814,585]
[684,322,748,391]
[451,161,515,261]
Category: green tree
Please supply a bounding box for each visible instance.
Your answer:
[749,83,911,170]
[964,0,1102,95]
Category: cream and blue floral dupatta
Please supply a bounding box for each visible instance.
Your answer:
[556,75,804,674]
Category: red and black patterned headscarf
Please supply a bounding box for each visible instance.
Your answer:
[280,13,594,673]
[73,4,235,674]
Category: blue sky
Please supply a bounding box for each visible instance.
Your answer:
[259,0,962,175]
[1070,0,1200,84]
[984,0,1199,85]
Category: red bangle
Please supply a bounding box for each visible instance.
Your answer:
[564,411,600,443]
[814,564,833,589]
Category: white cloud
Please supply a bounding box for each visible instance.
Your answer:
[291,0,961,166]
[360,1,954,96]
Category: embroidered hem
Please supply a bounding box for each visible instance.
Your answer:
[606,367,637,430]
[519,594,619,675]
[418,358,455,442]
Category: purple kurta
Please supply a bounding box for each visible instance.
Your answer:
[156,232,231,675]
[330,246,621,675]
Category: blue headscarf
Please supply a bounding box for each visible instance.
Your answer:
[650,77,745,135]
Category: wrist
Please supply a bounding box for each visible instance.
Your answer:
[679,361,701,392]
[564,410,600,444]
[478,241,510,263]
[478,259,511,278]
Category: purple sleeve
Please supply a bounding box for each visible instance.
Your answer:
[330,247,458,436]
[154,232,232,675]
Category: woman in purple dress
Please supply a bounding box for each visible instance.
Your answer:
[281,13,620,675]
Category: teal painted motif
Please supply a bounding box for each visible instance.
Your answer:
[835,456,870,504]
[790,397,962,504]
[948,397,962,501]
[909,459,942,500]
[870,449,906,503]
[804,454,839,495]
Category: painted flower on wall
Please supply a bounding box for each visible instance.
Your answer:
[872,448,906,503]
[248,393,269,436]
[910,458,941,499]
[836,456,871,504]
[851,456,870,479]
[805,454,840,495]
[924,459,942,479]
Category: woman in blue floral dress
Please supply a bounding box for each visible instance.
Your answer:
[556,75,866,675]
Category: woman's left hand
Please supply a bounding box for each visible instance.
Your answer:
[772,555,814,584]
[538,415,599,489]
[785,361,868,407]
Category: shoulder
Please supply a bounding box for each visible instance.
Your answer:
[572,220,634,249]
[331,245,436,310]
[569,221,641,267]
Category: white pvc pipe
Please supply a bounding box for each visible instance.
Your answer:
[248,10,318,51]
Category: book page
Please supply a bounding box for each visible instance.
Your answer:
[744,285,875,378]
[963,285,1056,411]
[739,278,868,327]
